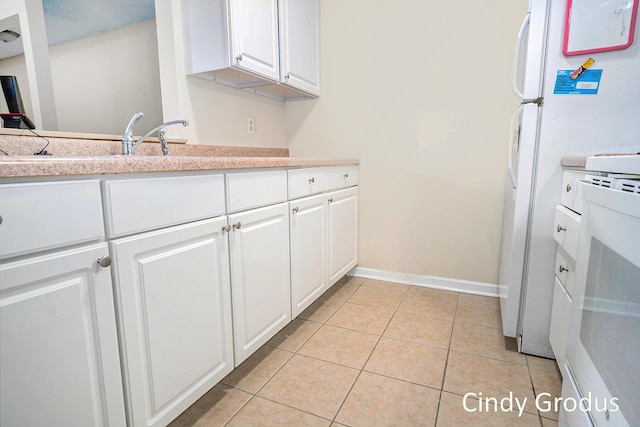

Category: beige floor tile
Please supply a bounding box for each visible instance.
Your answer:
[337,275,366,286]
[266,318,322,352]
[227,396,331,427]
[298,324,379,369]
[326,303,394,335]
[168,383,252,427]
[436,392,541,426]
[384,311,453,348]
[320,281,360,305]
[221,346,293,394]
[335,371,440,427]
[541,417,559,426]
[364,337,448,389]
[526,355,559,371]
[258,355,359,420]
[298,298,343,323]
[451,321,527,365]
[443,351,538,415]
[361,278,410,292]
[527,356,562,421]
[346,286,405,312]
[408,286,459,301]
[398,292,457,320]
[455,294,502,329]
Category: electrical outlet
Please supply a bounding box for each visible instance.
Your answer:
[247,117,255,135]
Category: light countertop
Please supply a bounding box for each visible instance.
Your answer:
[0,133,358,178]
[0,155,359,178]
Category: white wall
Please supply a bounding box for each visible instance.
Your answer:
[0,19,162,135]
[157,0,287,148]
[49,19,162,135]
[285,0,527,284]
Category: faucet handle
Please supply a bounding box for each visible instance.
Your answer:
[158,128,169,156]
[122,112,145,155]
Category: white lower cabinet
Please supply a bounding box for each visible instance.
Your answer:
[228,202,291,365]
[549,277,571,368]
[1,165,358,426]
[327,187,359,285]
[0,243,126,427]
[290,193,328,318]
[110,217,234,427]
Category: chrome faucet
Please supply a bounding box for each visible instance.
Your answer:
[122,112,189,156]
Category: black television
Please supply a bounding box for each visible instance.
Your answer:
[1,75,35,129]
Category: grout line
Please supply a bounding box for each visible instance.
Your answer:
[433,291,460,426]
[192,277,542,426]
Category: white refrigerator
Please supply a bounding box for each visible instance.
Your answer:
[498,0,640,357]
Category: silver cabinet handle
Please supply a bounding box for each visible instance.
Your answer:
[236,55,243,62]
[566,184,572,192]
[222,224,231,232]
[344,173,349,179]
[309,177,315,183]
[292,207,299,213]
[97,256,112,268]
[233,222,242,230]
[284,73,290,80]
[328,198,333,203]
[559,265,569,273]
[557,225,566,232]
[0,214,3,225]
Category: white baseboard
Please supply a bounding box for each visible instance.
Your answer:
[347,267,499,298]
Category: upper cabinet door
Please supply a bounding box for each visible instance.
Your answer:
[279,0,320,95]
[229,0,280,80]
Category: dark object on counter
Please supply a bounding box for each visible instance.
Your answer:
[1,75,35,129]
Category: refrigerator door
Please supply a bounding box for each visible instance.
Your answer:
[499,102,541,339]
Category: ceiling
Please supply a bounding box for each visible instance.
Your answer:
[0,0,155,59]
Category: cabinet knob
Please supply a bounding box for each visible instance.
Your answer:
[292,207,299,213]
[557,225,566,232]
[309,177,315,183]
[236,55,243,62]
[284,73,290,80]
[566,184,572,192]
[222,224,231,232]
[328,198,333,203]
[559,265,569,273]
[233,222,242,230]
[0,214,2,225]
[97,256,112,268]
[344,173,349,179]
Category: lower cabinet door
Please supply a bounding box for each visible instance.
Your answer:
[110,217,233,427]
[0,243,126,427]
[327,187,359,285]
[290,194,328,318]
[549,277,571,371]
[229,202,291,365]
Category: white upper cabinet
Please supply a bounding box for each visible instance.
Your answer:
[279,0,320,96]
[182,0,320,100]
[229,0,280,80]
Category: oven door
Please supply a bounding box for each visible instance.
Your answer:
[565,182,640,427]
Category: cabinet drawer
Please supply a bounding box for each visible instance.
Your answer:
[555,247,576,296]
[288,167,326,200]
[103,174,225,238]
[561,170,586,214]
[326,165,358,191]
[553,205,581,259]
[226,170,287,213]
[0,180,104,259]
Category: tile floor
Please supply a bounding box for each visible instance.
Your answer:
[170,276,563,427]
